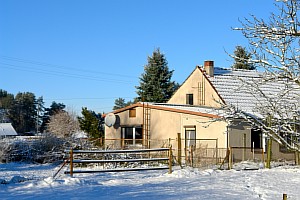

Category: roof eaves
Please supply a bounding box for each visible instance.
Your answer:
[108,102,222,119]
[144,103,222,119]
[106,103,142,115]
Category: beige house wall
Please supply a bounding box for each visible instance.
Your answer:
[228,122,251,148]
[105,106,143,148]
[180,114,227,148]
[105,106,228,149]
[168,67,222,107]
[272,142,295,160]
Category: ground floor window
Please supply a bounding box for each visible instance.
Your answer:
[121,127,143,146]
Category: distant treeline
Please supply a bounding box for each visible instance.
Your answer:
[0,89,65,134]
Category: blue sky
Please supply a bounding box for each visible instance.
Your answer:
[0,0,275,114]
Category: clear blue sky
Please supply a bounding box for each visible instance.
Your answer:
[0,0,275,114]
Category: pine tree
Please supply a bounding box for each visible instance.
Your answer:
[78,107,104,139]
[0,89,14,109]
[232,46,255,70]
[0,89,14,123]
[113,98,132,110]
[136,48,178,102]
[35,96,45,133]
[8,92,37,133]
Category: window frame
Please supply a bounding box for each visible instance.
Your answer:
[186,94,194,105]
[129,108,136,118]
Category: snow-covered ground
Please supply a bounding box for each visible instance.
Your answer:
[0,161,299,200]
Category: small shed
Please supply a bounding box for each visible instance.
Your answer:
[0,123,18,138]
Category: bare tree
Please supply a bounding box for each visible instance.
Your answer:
[230,0,300,153]
[235,0,300,83]
[47,109,80,138]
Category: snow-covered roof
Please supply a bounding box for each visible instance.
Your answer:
[0,123,18,136]
[207,67,300,118]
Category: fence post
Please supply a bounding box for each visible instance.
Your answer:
[253,142,255,161]
[229,147,232,170]
[169,146,172,174]
[177,133,181,166]
[191,145,194,168]
[283,193,287,200]
[215,138,218,165]
[266,138,272,169]
[295,151,299,165]
[70,149,73,177]
[243,134,246,161]
[262,148,265,167]
[121,138,124,149]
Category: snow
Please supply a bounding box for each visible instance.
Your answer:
[0,162,299,200]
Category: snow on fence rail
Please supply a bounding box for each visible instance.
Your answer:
[64,147,173,176]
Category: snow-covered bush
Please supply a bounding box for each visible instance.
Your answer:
[30,133,66,163]
[0,134,66,163]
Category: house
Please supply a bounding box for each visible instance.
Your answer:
[0,123,18,138]
[105,102,227,147]
[105,61,299,162]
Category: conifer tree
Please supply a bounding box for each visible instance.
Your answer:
[9,92,37,133]
[78,107,104,139]
[232,46,255,70]
[0,89,14,109]
[136,48,178,102]
[113,98,132,110]
[0,89,14,123]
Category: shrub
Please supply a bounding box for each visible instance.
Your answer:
[0,134,66,163]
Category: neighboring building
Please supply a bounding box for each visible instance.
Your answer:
[105,61,298,161]
[0,123,18,138]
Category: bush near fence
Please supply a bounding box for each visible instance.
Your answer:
[0,135,65,163]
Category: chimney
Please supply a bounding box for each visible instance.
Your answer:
[204,60,214,77]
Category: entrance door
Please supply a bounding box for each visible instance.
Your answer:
[185,126,196,149]
[251,129,262,149]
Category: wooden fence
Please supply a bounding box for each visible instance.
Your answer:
[64,147,172,177]
[105,136,227,168]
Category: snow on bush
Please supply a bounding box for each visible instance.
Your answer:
[0,134,66,163]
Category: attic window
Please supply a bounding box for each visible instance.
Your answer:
[129,108,136,118]
[186,94,193,105]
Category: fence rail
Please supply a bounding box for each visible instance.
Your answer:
[105,137,226,168]
[104,137,267,169]
[64,147,172,176]
[65,148,169,154]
